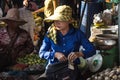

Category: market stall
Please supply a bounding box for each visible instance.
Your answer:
[0,53,46,80]
[89,0,119,68]
[0,0,120,80]
[83,0,120,79]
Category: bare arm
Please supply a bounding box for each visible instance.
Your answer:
[52,0,57,11]
[32,7,44,14]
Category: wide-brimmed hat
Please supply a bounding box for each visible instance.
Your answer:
[44,5,73,22]
[0,8,27,26]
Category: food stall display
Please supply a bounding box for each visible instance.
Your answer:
[16,53,46,73]
[87,65,120,80]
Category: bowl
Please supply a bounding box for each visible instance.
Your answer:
[104,39,116,46]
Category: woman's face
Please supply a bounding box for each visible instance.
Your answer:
[54,20,70,31]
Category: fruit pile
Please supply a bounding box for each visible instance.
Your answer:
[17,54,46,66]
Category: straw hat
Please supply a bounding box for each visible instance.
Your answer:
[0,8,27,26]
[44,5,73,22]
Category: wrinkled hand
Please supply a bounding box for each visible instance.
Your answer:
[68,52,79,62]
[55,52,67,62]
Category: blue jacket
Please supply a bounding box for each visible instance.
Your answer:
[39,26,96,67]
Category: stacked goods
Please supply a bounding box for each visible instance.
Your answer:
[87,66,120,80]
[93,13,105,28]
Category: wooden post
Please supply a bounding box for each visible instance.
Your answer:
[118,3,120,64]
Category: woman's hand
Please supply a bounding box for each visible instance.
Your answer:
[55,52,67,62]
[68,52,84,62]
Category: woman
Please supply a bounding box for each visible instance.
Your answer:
[18,0,36,42]
[0,0,12,16]
[39,5,96,80]
[33,0,57,18]
[0,0,23,16]
[0,8,34,71]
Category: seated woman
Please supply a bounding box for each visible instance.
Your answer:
[0,8,34,71]
[38,5,96,80]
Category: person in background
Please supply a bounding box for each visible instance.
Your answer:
[17,0,36,42]
[0,0,24,16]
[39,5,96,80]
[0,0,35,42]
[0,8,34,71]
[32,0,58,32]
[0,0,13,17]
[33,0,57,18]
[23,0,38,11]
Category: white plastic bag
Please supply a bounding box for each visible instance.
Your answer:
[0,8,3,17]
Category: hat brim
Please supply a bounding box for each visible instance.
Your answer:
[44,14,73,22]
[0,17,27,26]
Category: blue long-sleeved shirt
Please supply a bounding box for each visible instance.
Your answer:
[39,26,96,67]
